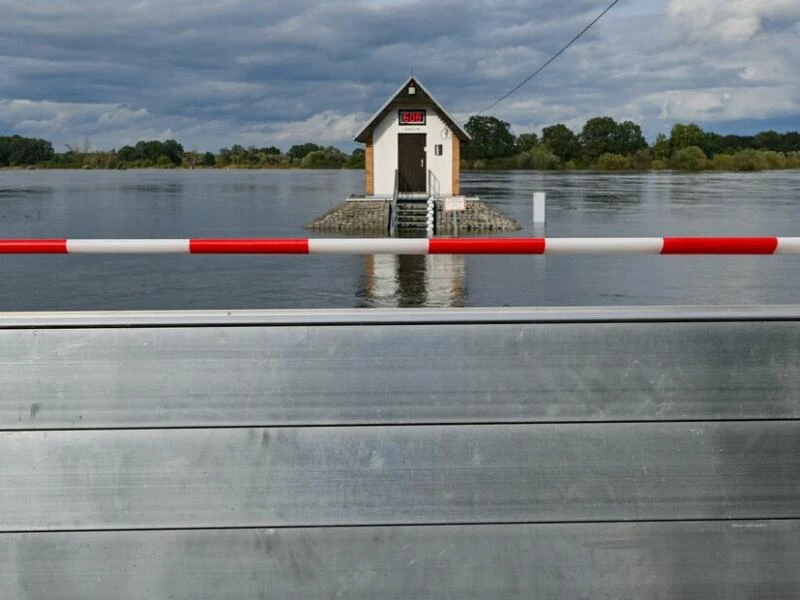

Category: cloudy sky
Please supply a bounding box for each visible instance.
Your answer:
[1,0,799,152]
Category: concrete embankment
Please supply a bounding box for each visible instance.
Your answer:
[304,200,391,234]
[434,198,521,234]
[305,198,521,234]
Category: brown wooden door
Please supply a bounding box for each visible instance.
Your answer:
[398,134,426,193]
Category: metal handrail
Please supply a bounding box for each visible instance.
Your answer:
[389,169,399,237]
[427,169,442,200]
[427,169,440,236]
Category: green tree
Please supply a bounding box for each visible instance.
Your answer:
[732,149,766,171]
[514,133,539,154]
[117,145,137,162]
[216,148,232,167]
[542,123,579,161]
[182,150,200,168]
[117,139,183,166]
[288,143,322,161]
[595,153,630,170]
[760,150,786,169]
[782,132,800,152]
[462,115,516,160]
[614,121,647,156]
[528,146,561,170]
[719,134,753,153]
[702,132,724,158]
[161,139,184,166]
[0,135,55,166]
[711,154,736,171]
[754,130,782,151]
[579,117,619,161]
[652,133,670,160]
[346,147,365,169]
[669,123,706,154]
[670,146,708,171]
[630,148,652,171]
[301,146,347,168]
[228,144,247,165]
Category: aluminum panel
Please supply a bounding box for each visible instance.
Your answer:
[2,321,800,429]
[2,521,799,599]
[2,422,800,531]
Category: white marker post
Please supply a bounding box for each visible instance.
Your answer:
[533,192,546,226]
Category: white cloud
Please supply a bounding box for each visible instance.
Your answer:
[497,0,800,137]
[1,99,148,131]
[653,87,799,122]
[0,0,798,150]
[259,110,369,146]
[667,0,800,41]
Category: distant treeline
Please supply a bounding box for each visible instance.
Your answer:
[461,116,800,172]
[0,137,365,170]
[3,116,800,172]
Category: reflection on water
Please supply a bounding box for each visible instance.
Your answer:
[360,254,466,308]
[0,186,54,198]
[120,183,183,195]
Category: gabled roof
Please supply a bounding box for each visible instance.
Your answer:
[354,77,471,143]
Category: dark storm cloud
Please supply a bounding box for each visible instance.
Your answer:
[0,0,798,151]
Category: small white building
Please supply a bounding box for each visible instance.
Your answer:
[354,77,471,198]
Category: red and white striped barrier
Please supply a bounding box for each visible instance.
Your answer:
[0,237,799,255]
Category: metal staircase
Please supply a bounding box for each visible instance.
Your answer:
[395,196,429,232]
[389,170,439,236]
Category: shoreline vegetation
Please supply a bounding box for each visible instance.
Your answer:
[2,116,800,173]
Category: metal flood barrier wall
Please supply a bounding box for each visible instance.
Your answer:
[2,306,800,599]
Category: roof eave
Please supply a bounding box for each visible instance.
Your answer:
[354,77,471,143]
[353,77,415,143]
[412,78,471,141]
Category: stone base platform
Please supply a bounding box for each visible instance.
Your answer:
[304,196,521,235]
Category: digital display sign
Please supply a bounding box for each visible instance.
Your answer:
[399,110,426,125]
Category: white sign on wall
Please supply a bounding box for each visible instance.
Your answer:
[444,196,466,212]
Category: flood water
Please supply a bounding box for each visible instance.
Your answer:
[0,168,799,310]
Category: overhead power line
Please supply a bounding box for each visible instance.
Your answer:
[478,0,621,115]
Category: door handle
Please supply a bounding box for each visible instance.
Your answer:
[420,159,424,167]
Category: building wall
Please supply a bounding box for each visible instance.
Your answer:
[372,105,455,196]
[452,136,461,195]
[365,136,374,196]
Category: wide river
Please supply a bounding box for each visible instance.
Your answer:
[1,168,799,310]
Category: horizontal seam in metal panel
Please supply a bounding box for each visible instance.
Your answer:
[3,316,800,330]
[4,517,800,535]
[3,305,800,328]
[4,417,800,433]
